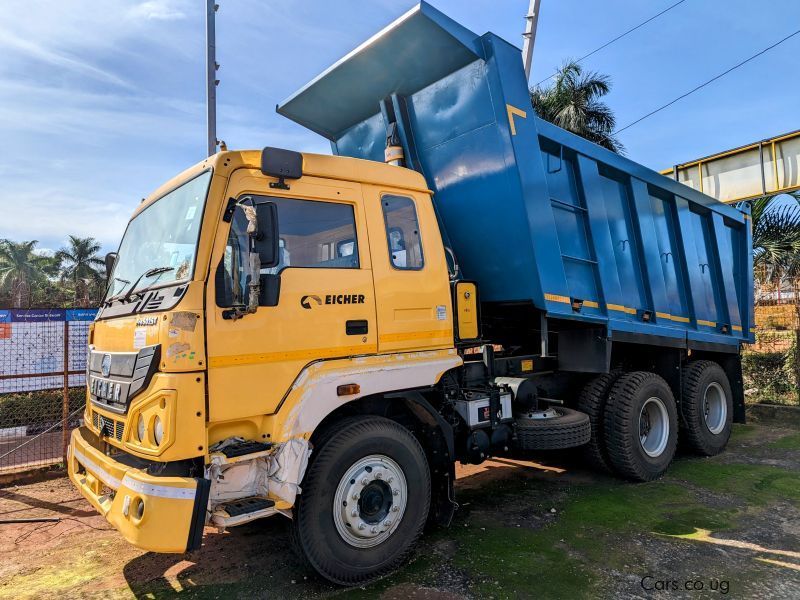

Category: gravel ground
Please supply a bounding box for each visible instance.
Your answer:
[0,418,798,599]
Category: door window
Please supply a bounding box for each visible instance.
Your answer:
[267,197,359,272]
[217,196,359,307]
[381,195,424,270]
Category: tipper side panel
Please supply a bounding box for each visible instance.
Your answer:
[277,1,753,350]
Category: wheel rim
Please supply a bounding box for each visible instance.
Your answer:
[639,397,669,457]
[703,382,727,435]
[333,454,407,548]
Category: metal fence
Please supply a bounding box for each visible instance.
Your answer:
[746,279,800,405]
[0,309,96,475]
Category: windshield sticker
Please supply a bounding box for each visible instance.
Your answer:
[133,327,147,349]
[170,311,198,332]
[185,206,197,220]
[175,260,190,280]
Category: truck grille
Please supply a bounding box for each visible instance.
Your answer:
[92,411,124,442]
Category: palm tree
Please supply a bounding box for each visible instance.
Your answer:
[0,240,49,308]
[56,235,104,306]
[749,192,800,285]
[531,61,623,154]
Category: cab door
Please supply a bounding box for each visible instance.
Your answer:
[362,185,453,353]
[205,170,376,423]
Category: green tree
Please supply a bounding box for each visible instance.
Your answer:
[749,192,800,284]
[56,235,104,306]
[0,240,49,308]
[531,60,623,153]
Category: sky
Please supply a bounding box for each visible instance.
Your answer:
[1,0,798,254]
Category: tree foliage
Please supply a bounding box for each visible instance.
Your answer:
[531,61,624,154]
[0,236,106,308]
[749,192,800,284]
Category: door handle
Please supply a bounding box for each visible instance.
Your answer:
[346,320,368,335]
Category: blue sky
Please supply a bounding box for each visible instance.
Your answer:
[1,0,798,253]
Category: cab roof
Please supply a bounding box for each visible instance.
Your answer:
[137,149,430,215]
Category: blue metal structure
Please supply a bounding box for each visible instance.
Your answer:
[278,2,754,352]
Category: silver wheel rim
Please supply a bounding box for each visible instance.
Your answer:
[703,382,727,435]
[332,454,407,548]
[639,397,669,457]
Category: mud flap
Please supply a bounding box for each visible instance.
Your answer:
[186,477,211,552]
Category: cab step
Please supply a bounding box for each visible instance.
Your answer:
[211,497,277,527]
[219,441,272,458]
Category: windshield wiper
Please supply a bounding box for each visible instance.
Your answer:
[122,266,175,301]
[104,267,174,305]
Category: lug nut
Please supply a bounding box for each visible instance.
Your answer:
[361,477,369,486]
[351,509,358,517]
[375,472,382,479]
[384,519,392,526]
[371,526,378,533]
[393,489,399,496]
[387,477,394,483]
[358,523,366,530]
[352,493,359,500]
[392,505,399,512]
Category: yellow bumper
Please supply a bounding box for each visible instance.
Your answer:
[68,426,209,553]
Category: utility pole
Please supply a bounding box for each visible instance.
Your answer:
[521,0,541,82]
[206,1,219,157]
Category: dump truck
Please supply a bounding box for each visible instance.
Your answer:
[68,2,753,585]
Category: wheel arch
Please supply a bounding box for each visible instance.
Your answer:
[308,388,457,527]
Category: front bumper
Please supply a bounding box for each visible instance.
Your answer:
[68,426,209,553]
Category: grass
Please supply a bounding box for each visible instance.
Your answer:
[768,431,800,450]
[379,423,800,598]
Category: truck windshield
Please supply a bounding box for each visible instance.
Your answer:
[105,170,212,301]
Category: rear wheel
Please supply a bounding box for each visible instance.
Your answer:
[576,371,622,472]
[291,416,430,586]
[681,360,733,456]
[603,371,678,481]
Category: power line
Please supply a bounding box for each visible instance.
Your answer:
[617,27,800,133]
[534,0,688,87]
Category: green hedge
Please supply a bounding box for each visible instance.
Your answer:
[0,387,86,429]
[743,343,799,406]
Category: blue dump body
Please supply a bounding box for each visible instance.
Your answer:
[278,2,754,352]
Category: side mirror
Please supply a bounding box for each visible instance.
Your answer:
[261,147,302,190]
[104,252,118,280]
[254,202,279,267]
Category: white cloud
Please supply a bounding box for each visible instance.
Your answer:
[127,1,188,22]
[0,29,131,89]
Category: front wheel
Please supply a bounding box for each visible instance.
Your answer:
[291,416,430,586]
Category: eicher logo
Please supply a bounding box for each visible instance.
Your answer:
[300,295,322,309]
[300,294,366,309]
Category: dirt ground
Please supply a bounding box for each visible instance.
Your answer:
[0,417,798,599]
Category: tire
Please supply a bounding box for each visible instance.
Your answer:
[603,371,678,482]
[515,407,591,450]
[576,371,623,472]
[681,360,733,456]
[291,416,431,586]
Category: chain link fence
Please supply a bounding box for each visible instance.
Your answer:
[0,309,96,475]
[745,279,800,406]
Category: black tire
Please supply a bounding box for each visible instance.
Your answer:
[576,370,623,472]
[681,360,733,456]
[603,371,678,482]
[291,416,430,586]
[515,407,591,450]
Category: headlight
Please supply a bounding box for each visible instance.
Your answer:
[153,416,164,446]
[136,415,145,442]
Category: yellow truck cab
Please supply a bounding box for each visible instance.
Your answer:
[69,149,463,564]
[70,3,749,586]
